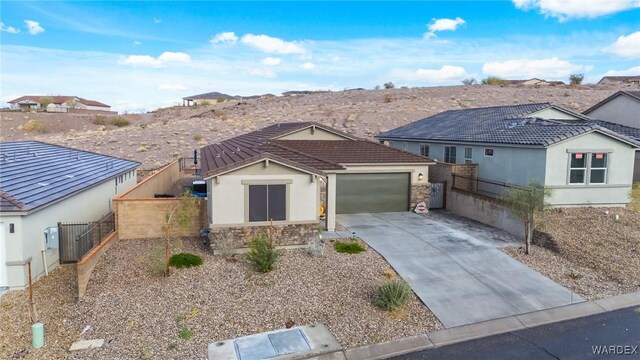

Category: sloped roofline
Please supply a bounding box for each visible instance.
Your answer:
[583,91,640,115]
[270,122,360,141]
[201,152,328,179]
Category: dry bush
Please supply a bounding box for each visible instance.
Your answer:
[22,119,49,133]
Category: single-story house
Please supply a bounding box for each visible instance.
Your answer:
[0,141,139,291]
[182,92,235,106]
[503,78,565,86]
[597,76,640,85]
[7,95,111,112]
[376,103,639,206]
[200,122,433,246]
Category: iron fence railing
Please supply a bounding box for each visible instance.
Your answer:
[451,174,524,199]
[58,212,115,263]
[180,157,201,175]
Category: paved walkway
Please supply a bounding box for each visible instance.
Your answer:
[336,212,584,328]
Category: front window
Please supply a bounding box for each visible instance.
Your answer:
[569,152,608,185]
[464,147,473,164]
[484,148,494,157]
[444,146,457,163]
[420,144,430,157]
[248,184,286,222]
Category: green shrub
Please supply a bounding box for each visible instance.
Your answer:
[179,327,193,340]
[169,253,203,268]
[246,235,280,273]
[334,239,365,254]
[374,279,412,311]
[481,76,505,85]
[111,116,130,127]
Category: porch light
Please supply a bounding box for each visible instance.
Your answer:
[418,173,424,181]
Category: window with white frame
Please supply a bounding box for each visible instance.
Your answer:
[569,152,608,185]
[420,144,430,157]
[444,146,457,163]
[464,147,473,164]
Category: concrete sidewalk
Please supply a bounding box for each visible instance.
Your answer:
[318,291,640,360]
[336,212,583,328]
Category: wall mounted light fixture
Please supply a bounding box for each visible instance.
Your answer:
[418,173,424,181]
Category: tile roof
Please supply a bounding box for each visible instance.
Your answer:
[583,90,640,115]
[200,122,432,177]
[553,119,640,143]
[7,95,110,108]
[376,103,634,147]
[0,141,140,213]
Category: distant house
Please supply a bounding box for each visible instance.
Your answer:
[200,122,433,247]
[0,141,139,291]
[182,92,235,106]
[377,103,639,207]
[503,78,564,86]
[7,96,111,112]
[597,76,640,85]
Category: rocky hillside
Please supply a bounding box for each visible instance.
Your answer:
[1,84,635,169]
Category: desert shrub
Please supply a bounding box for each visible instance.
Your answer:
[214,235,236,258]
[374,279,412,311]
[111,116,130,127]
[139,123,148,129]
[630,182,640,212]
[307,236,324,257]
[383,82,395,89]
[216,98,225,103]
[38,96,54,107]
[198,100,211,106]
[92,115,109,125]
[22,120,49,133]
[481,76,505,85]
[569,73,584,85]
[246,235,280,272]
[334,239,365,254]
[147,244,166,276]
[193,134,203,141]
[169,253,203,268]
[179,328,193,340]
[383,94,394,103]
[462,78,477,86]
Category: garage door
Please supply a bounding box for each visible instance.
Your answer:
[336,173,410,214]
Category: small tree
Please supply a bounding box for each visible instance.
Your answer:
[503,182,551,254]
[161,189,201,275]
[383,82,395,89]
[38,96,54,108]
[64,98,77,109]
[462,78,477,86]
[569,73,584,85]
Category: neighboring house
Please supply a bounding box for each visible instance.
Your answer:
[0,141,139,291]
[7,96,111,112]
[200,122,433,244]
[583,91,640,129]
[376,103,639,206]
[597,76,640,85]
[182,92,235,106]
[504,78,564,86]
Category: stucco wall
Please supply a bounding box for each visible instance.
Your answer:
[276,127,349,140]
[1,174,136,290]
[119,160,179,199]
[586,95,640,129]
[545,131,636,206]
[208,161,320,226]
[115,198,207,239]
[529,108,580,120]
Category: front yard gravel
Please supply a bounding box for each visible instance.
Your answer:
[1,238,441,359]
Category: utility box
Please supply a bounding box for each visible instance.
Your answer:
[44,227,59,249]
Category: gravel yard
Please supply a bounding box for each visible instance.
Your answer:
[501,207,640,300]
[0,238,441,359]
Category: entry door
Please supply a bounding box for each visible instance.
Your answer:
[336,173,410,214]
[429,182,445,209]
[0,223,7,288]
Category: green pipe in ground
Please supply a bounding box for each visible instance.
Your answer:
[32,322,44,349]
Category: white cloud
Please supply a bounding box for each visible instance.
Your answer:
[604,32,640,58]
[424,17,465,39]
[158,51,191,64]
[158,83,187,91]
[133,41,142,46]
[153,18,162,24]
[261,57,282,65]
[603,65,640,76]
[247,68,277,78]
[210,31,238,45]
[1,22,20,34]
[119,55,163,68]
[241,34,305,54]
[513,0,640,20]
[300,62,315,70]
[24,20,45,35]
[482,57,589,78]
[393,65,469,83]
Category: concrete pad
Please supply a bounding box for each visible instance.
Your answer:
[594,291,640,311]
[411,276,521,328]
[308,352,347,360]
[449,249,534,275]
[69,339,105,351]
[516,301,605,328]
[361,235,439,256]
[385,252,467,282]
[428,316,525,347]
[344,334,433,360]
[420,235,492,252]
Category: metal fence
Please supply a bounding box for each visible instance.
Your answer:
[58,212,115,263]
[452,174,523,199]
[179,157,201,175]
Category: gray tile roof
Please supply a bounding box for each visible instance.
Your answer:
[0,141,140,213]
[376,103,634,147]
[583,90,640,115]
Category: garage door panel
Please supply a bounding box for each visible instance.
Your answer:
[336,173,409,214]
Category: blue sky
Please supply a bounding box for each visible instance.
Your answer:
[1,1,639,113]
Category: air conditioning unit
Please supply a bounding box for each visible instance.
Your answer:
[44,227,59,249]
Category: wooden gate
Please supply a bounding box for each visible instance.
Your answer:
[429,182,446,209]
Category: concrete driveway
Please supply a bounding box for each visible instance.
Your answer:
[336,212,584,328]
